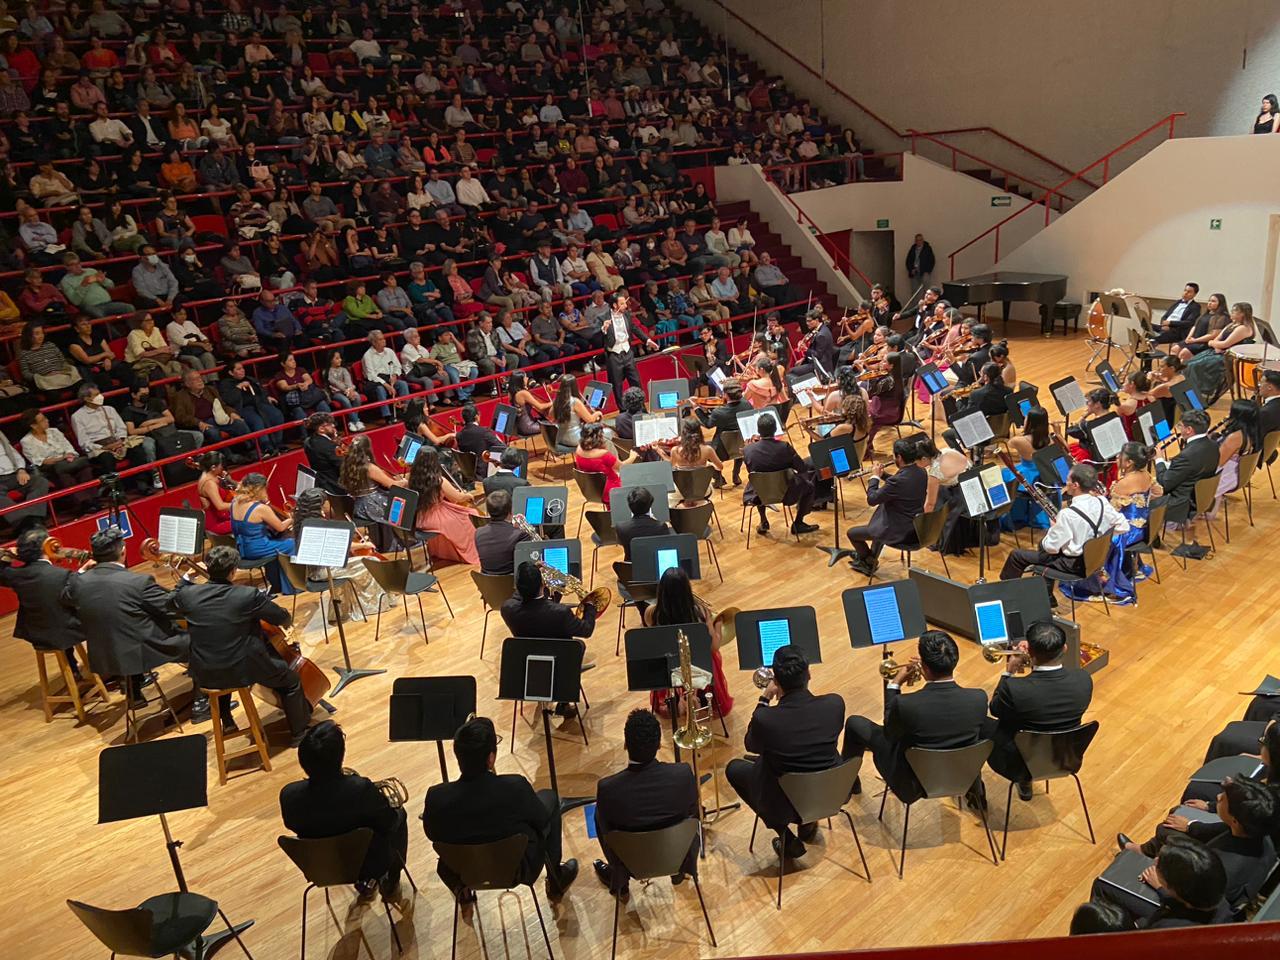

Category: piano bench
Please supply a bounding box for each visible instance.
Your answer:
[1052,300,1082,335]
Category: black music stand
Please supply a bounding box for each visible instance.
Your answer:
[490,402,521,440]
[631,533,701,583]
[99,736,252,959]
[623,624,717,758]
[842,579,927,690]
[497,636,590,809]
[512,484,568,536]
[1094,360,1122,394]
[733,606,822,670]
[389,676,477,782]
[1049,376,1086,432]
[809,435,863,564]
[915,362,951,441]
[955,465,1012,583]
[156,507,206,557]
[648,377,690,413]
[1004,385,1039,428]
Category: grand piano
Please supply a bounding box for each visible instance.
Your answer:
[943,271,1069,334]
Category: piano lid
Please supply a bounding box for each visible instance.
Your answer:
[943,272,1068,307]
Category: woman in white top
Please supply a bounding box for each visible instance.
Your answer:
[321,350,365,431]
[727,218,758,266]
[405,173,434,212]
[496,310,535,372]
[126,313,183,380]
[164,307,217,372]
[703,217,740,268]
[19,409,98,514]
[298,65,332,100]
[199,103,237,147]
[301,96,333,136]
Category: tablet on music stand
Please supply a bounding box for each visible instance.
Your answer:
[293,518,353,568]
[156,507,204,557]
[397,432,425,466]
[512,485,568,530]
[609,484,670,524]
[1049,376,1087,418]
[1094,360,1122,394]
[1031,443,1073,489]
[809,434,862,479]
[916,362,951,398]
[1135,402,1173,447]
[490,402,521,439]
[648,378,689,412]
[1004,386,1039,427]
[513,537,582,579]
[631,533,699,583]
[733,606,821,670]
[1170,380,1205,413]
[968,579,1053,642]
[843,580,927,648]
[585,382,611,412]
[384,485,419,530]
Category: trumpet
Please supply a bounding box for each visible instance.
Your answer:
[752,666,774,689]
[981,641,1030,671]
[512,513,613,617]
[878,655,923,686]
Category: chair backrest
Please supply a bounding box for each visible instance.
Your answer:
[433,835,529,891]
[1237,450,1262,491]
[669,501,714,538]
[905,741,994,799]
[778,758,863,824]
[584,508,617,544]
[1144,495,1169,545]
[361,556,411,594]
[1193,474,1220,515]
[748,468,792,506]
[604,819,700,882]
[278,829,374,887]
[276,553,311,593]
[454,449,479,486]
[67,899,155,957]
[327,493,356,523]
[1014,721,1100,781]
[539,422,561,452]
[673,465,715,501]
[986,412,1010,440]
[612,436,635,458]
[912,503,950,550]
[612,560,657,602]
[1080,533,1114,576]
[573,467,609,504]
[1261,429,1280,464]
[720,429,744,460]
[471,571,514,611]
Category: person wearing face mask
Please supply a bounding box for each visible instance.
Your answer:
[130,246,181,311]
[70,383,165,493]
[171,247,225,303]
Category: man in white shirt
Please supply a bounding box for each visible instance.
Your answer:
[444,94,476,130]
[361,330,412,420]
[0,432,49,533]
[349,28,385,65]
[454,166,492,210]
[528,240,572,302]
[88,102,133,146]
[601,292,657,404]
[999,463,1128,606]
[71,383,167,493]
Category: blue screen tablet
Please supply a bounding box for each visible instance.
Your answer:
[588,386,608,409]
[543,546,569,573]
[926,371,947,393]
[658,391,679,409]
[975,600,1009,645]
[1102,370,1119,392]
[387,496,407,526]
[829,447,851,475]
[1053,456,1071,484]
[862,587,905,645]
[401,436,423,464]
[494,409,511,435]
[1186,389,1203,410]
[524,497,545,525]
[758,618,791,666]
[656,547,680,577]
[1019,398,1032,417]
[1154,419,1171,440]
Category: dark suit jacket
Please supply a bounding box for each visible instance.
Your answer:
[482,470,530,497]
[695,398,752,457]
[457,423,505,478]
[304,433,345,495]
[500,594,596,639]
[1155,436,1220,517]
[0,559,83,651]
[170,579,291,690]
[987,667,1093,781]
[423,770,551,882]
[743,688,846,828]
[880,680,989,801]
[905,241,935,277]
[1260,397,1280,456]
[862,464,927,545]
[600,310,651,352]
[959,382,1013,420]
[475,520,530,575]
[615,515,671,560]
[742,437,812,506]
[595,759,699,889]
[280,772,401,881]
[800,325,835,374]
[956,345,992,385]
[62,564,188,677]
[1160,299,1202,337]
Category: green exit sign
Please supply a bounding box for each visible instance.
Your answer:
[991,196,1012,207]
[875,218,890,229]
[1210,218,1223,231]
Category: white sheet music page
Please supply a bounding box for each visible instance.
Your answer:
[157,514,199,556]
[294,525,352,568]
[634,416,678,446]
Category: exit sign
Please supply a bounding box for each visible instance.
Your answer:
[991,196,1012,207]
[875,218,889,229]
[1210,218,1223,230]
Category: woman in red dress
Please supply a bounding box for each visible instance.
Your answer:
[196,450,233,536]
[643,567,734,720]
[573,422,635,499]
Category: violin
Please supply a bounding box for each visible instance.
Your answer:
[187,458,238,491]
[687,395,727,408]
[335,435,353,458]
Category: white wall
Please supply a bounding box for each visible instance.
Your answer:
[684,0,1280,185]
[996,135,1280,320]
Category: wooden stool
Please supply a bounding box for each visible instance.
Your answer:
[203,688,272,785]
[34,645,111,723]
[124,673,184,744]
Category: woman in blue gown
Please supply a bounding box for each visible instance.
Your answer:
[1060,442,1159,606]
[230,472,297,595]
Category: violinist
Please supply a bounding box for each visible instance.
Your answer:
[172,544,311,746]
[661,417,725,499]
[689,325,730,394]
[763,312,790,363]
[836,304,876,366]
[692,381,753,485]
[230,472,296,596]
[743,358,789,410]
[869,283,899,328]
[789,309,835,384]
[954,323,995,386]
[897,284,941,345]
[292,488,394,624]
[339,435,402,551]
[303,412,345,495]
[913,300,951,358]
[196,451,234,536]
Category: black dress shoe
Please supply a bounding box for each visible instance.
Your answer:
[797,822,819,842]
[849,557,874,576]
[791,521,819,535]
[771,834,806,860]
[756,522,770,536]
[1116,832,1134,852]
[670,873,685,886]
[546,858,578,899]
[1017,781,1034,802]
[593,859,628,899]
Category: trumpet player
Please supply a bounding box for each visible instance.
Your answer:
[841,630,990,811]
[987,622,1093,801]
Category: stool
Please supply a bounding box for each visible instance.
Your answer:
[202,687,272,785]
[124,672,184,744]
[34,645,111,723]
[1053,300,1081,335]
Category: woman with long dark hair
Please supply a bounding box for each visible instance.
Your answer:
[507,370,552,437]
[552,373,610,452]
[742,358,786,410]
[1210,398,1261,513]
[1003,405,1054,530]
[230,472,295,595]
[339,434,399,548]
[642,566,733,718]
[290,486,392,623]
[408,448,479,565]
[195,450,233,536]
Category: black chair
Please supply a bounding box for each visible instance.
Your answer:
[861,504,950,583]
[470,571,514,658]
[1190,474,1222,553]
[433,835,554,960]
[1027,533,1113,621]
[740,469,796,548]
[612,560,657,655]
[1260,428,1280,499]
[669,501,722,582]
[603,820,715,959]
[584,508,619,588]
[452,449,478,488]
[1222,450,1260,540]
[747,758,870,908]
[573,466,610,537]
[1122,495,1168,586]
[361,556,452,643]
[538,423,570,478]
[999,721,1100,860]
[879,741,998,878]
[68,892,256,960]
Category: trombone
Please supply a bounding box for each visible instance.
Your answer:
[671,628,737,826]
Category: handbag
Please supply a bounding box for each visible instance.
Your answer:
[33,367,82,391]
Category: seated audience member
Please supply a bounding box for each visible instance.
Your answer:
[1136,836,1233,928]
[1068,900,1135,936]
[170,367,252,452]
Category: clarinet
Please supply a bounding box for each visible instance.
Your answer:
[996,451,1060,519]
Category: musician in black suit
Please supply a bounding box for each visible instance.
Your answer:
[303,413,345,495]
[1152,283,1203,345]
[592,709,699,894]
[171,545,311,744]
[280,721,409,901]
[475,490,531,575]
[1154,410,1220,521]
[987,621,1093,801]
[689,325,731,395]
[897,285,940,344]
[788,310,835,383]
[845,438,927,576]
[1130,836,1234,928]
[601,291,658,404]
[482,448,530,497]
[725,645,846,859]
[456,403,506,479]
[501,561,597,641]
[0,527,86,672]
[615,486,672,560]
[692,381,752,484]
[957,363,1014,420]
[741,413,818,537]
[1258,371,1280,456]
[842,630,991,808]
[955,323,994,385]
[61,526,189,708]
[424,715,579,899]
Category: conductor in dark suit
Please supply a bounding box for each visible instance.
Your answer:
[592,709,699,895]
[171,544,311,745]
[987,621,1093,800]
[692,381,752,484]
[845,438,927,576]
[303,413,345,495]
[457,403,506,479]
[741,413,818,537]
[1154,410,1220,521]
[475,490,531,575]
[601,291,658,404]
[1152,283,1203,345]
[615,486,672,560]
[61,526,189,707]
[1257,372,1280,456]
[482,448,530,497]
[424,715,579,899]
[842,630,990,808]
[725,645,846,860]
[788,310,835,383]
[280,721,409,900]
[0,527,86,672]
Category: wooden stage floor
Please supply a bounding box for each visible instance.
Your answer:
[0,328,1267,959]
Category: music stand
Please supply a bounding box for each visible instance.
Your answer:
[955,465,1014,582]
[396,432,426,466]
[1049,376,1086,430]
[620,459,676,493]
[99,736,253,959]
[383,486,419,531]
[949,410,995,456]
[648,378,689,413]
[1134,401,1173,448]
[1004,386,1039,428]
[842,579,927,687]
[389,676,477,782]
[293,465,317,501]
[1094,360,1122,394]
[1169,380,1207,415]
[631,414,679,449]
[513,537,583,581]
[966,578,1082,664]
[1083,412,1128,465]
[156,507,206,557]
[809,435,862,564]
[735,404,784,443]
[294,519,383,696]
[733,606,821,670]
[1031,443,1072,494]
[490,402,521,440]
[631,533,701,583]
[1097,294,1140,372]
[511,484,568,535]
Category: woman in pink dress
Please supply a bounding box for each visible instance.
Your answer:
[742,359,787,410]
[409,448,479,566]
[573,422,635,498]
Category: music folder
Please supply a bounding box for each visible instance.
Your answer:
[1085,412,1128,461]
[1243,674,1280,697]
[950,411,994,451]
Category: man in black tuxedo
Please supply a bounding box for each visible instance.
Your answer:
[501,561,597,643]
[1136,836,1233,929]
[1258,372,1280,454]
[456,403,506,479]
[0,527,86,673]
[741,413,818,537]
[725,645,846,859]
[842,630,990,808]
[845,438,927,576]
[601,291,658,404]
[303,413,345,495]
[280,721,409,901]
[171,545,311,745]
[592,709,699,894]
[475,490,531,575]
[482,448,531,497]
[615,486,672,560]
[987,621,1093,801]
[788,309,835,383]
[424,715,579,899]
[1152,283,1203,345]
[955,323,995,385]
[957,363,1014,420]
[896,284,940,345]
[692,381,752,484]
[1154,410,1220,522]
[61,526,190,709]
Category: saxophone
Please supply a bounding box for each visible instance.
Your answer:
[512,513,613,616]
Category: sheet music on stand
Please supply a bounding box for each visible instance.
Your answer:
[633,415,679,447]
[294,521,353,569]
[1050,376,1087,417]
[156,508,203,557]
[952,411,994,451]
[708,367,728,392]
[791,375,821,407]
[294,467,316,498]
[980,465,1011,508]
[1090,415,1129,461]
[959,474,990,516]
